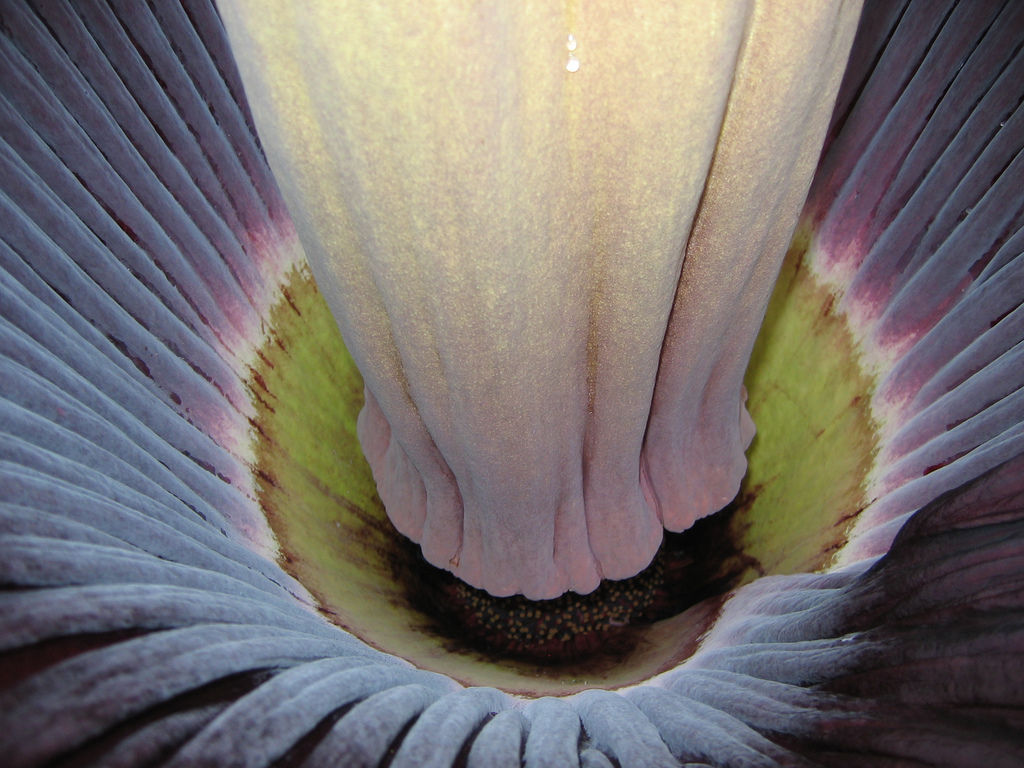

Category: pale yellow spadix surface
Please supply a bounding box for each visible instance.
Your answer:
[219,0,862,599]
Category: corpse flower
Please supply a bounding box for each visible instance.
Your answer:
[0,0,1022,766]
[216,0,860,600]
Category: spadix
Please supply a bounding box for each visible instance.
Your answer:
[218,0,862,598]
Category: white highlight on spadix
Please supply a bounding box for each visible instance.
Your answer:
[566,33,579,72]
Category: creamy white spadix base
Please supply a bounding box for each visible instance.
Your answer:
[219,0,861,599]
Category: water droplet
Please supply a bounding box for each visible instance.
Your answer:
[566,56,580,73]
[566,34,577,52]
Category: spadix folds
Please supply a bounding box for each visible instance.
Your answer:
[219,0,861,598]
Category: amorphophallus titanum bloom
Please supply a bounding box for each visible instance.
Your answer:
[217,0,862,598]
[0,0,1022,765]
